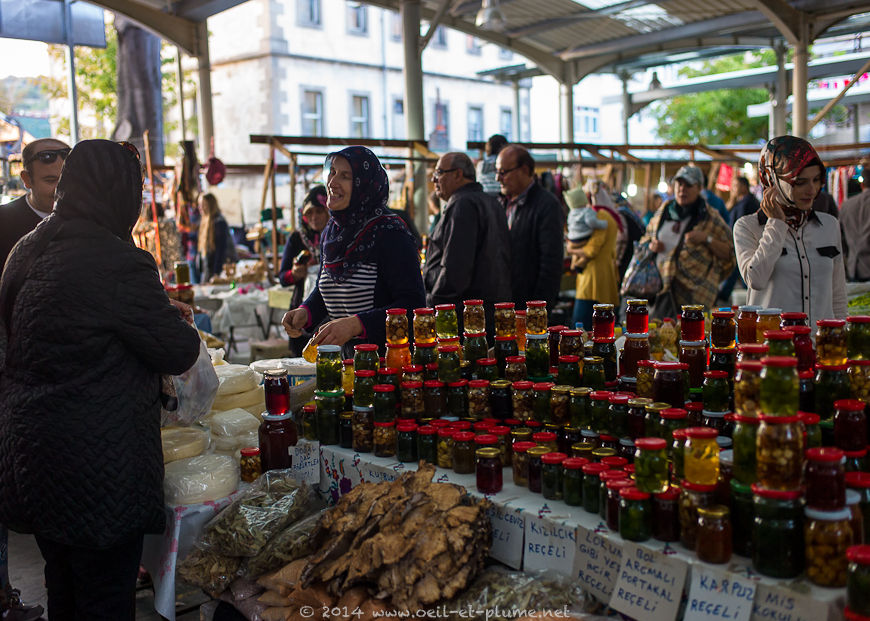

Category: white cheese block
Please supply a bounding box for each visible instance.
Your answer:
[208,408,261,437]
[161,427,210,463]
[163,454,239,505]
[212,385,264,411]
[214,364,261,396]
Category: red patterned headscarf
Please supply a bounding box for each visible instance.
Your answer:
[758,135,825,208]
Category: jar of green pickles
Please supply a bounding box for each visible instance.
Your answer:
[525,334,549,378]
[644,401,669,437]
[377,366,400,389]
[494,302,516,337]
[467,380,491,420]
[763,330,796,357]
[416,425,437,464]
[589,390,611,433]
[474,358,497,382]
[556,355,582,386]
[541,452,567,500]
[570,387,592,428]
[352,405,374,453]
[353,343,379,372]
[732,414,759,485]
[636,360,655,399]
[373,421,397,458]
[316,344,343,392]
[434,304,459,339]
[583,356,606,390]
[751,485,805,578]
[315,389,343,445]
[527,445,549,493]
[353,369,376,407]
[734,361,762,417]
[447,379,468,417]
[757,414,804,490]
[582,462,609,513]
[760,356,799,417]
[592,337,618,382]
[412,342,437,367]
[607,393,629,438]
[702,370,730,413]
[847,317,870,361]
[550,385,571,425]
[634,437,669,493]
[671,428,687,480]
[817,318,848,366]
[563,457,587,506]
[437,345,461,383]
[658,408,688,444]
[463,332,488,368]
[619,487,653,542]
[300,404,316,441]
[815,363,851,420]
[531,382,553,422]
[847,545,870,616]
[396,423,418,462]
[680,481,717,550]
[526,300,548,335]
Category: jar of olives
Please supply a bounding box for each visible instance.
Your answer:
[352,405,374,453]
[737,305,761,344]
[850,360,870,406]
[592,337,618,382]
[560,329,585,357]
[734,361,762,417]
[437,427,454,468]
[619,333,650,378]
[659,408,688,444]
[625,299,650,334]
[526,300,548,335]
[848,545,870,615]
[316,344,343,392]
[732,414,760,485]
[702,370,729,413]
[467,380,491,420]
[511,381,534,421]
[386,343,411,370]
[583,356,606,390]
[817,318,848,366]
[757,414,804,490]
[634,437,669,493]
[680,304,706,341]
[804,507,854,587]
[401,364,424,384]
[592,303,616,339]
[756,308,782,343]
[474,358,498,382]
[619,487,653,542]
[494,302,516,337]
[299,404,316,441]
[760,356,799,417]
[835,399,868,452]
[653,361,685,408]
[847,316,870,361]
[636,359,655,398]
[504,356,527,382]
[680,480,717,550]
[377,366,400,389]
[697,505,733,564]
[815,363,852,420]
[447,379,468,417]
[385,308,409,345]
[684,426,720,486]
[437,345,461,383]
[711,310,736,348]
[434,304,459,339]
[556,355,582,387]
[373,421,397,458]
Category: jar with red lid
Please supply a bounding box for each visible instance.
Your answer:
[541,452,567,500]
[734,361,762,417]
[559,329,584,358]
[756,414,804,490]
[680,304,706,341]
[806,447,846,511]
[461,299,484,335]
[817,318,848,366]
[606,478,635,530]
[504,355,527,383]
[556,355,581,387]
[644,401,669,438]
[437,345,461,383]
[634,437,669,493]
[608,393,630,437]
[697,505,732,564]
[532,382,553,423]
[601,454,628,470]
[626,397,651,439]
[386,343,411,371]
[800,411,822,449]
[679,480,717,549]
[848,316,870,361]
[353,369,377,408]
[264,369,291,416]
[851,360,870,405]
[737,343,769,362]
[732,414,759,484]
[760,356,799,417]
[476,447,502,494]
[658,407,688,445]
[524,334,548,378]
[625,299,649,334]
[653,486,681,542]
[413,308,436,344]
[619,333,650,378]
[240,447,262,483]
[533,430,558,453]
[702,371,729,413]
[671,428,687,480]
[494,302,516,338]
[511,441,536,486]
[848,545,870,615]
[653,361,685,408]
[756,308,782,343]
[684,426,720,486]
[764,330,796,357]
[636,359,656,399]
[511,380,534,421]
[619,487,653,542]
[679,340,707,389]
[526,300,548,335]
[751,485,805,578]
[463,332,488,371]
[588,390,611,433]
[592,303,615,339]
[591,337,617,382]
[547,325,566,368]
[582,462,609,513]
[835,399,868,452]
[781,311,808,328]
[385,308,409,345]
[422,380,446,419]
[816,363,852,420]
[377,366,400,389]
[451,431,476,474]
[785,325,815,372]
[711,310,736,348]
[400,380,424,419]
[737,305,761,344]
[467,380,492,420]
[259,411,298,472]
[434,303,459,339]
[413,341,438,367]
[847,472,870,543]
[527,445,549,493]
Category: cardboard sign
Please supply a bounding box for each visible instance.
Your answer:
[610,542,689,621]
[573,524,624,602]
[487,505,525,569]
[523,514,576,575]
[290,440,320,485]
[750,582,832,621]
[685,565,756,621]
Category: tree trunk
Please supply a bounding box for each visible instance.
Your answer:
[112,15,163,165]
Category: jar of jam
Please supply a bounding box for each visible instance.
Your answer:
[734,361,762,417]
[239,447,262,482]
[619,487,652,542]
[474,446,502,494]
[525,334,549,378]
[737,305,761,344]
[582,462,609,513]
[836,399,868,452]
[488,380,512,420]
[592,303,615,338]
[755,308,782,343]
[652,486,681,542]
[805,507,854,587]
[608,393,630,438]
[626,397,651,439]
[644,401,669,437]
[634,437,669,493]
[805,447,846,511]
[316,344,343,392]
[447,379,468,417]
[757,414,804,490]
[592,337,618,382]
[636,359,655,399]
[760,356,799,417]
[680,304,705,341]
[541,452,567,500]
[493,302,516,337]
[684,426,720,486]
[625,299,650,334]
[701,370,729,413]
[434,304,459,339]
[511,381,534,421]
[399,380,423,419]
[413,307,436,344]
[695,505,732,564]
[263,368,291,416]
[679,340,707,389]
[556,355,582,387]
[603,478,633,530]
[467,380,491,420]
[570,387,592,428]
[515,310,527,350]
[680,480,717,549]
[494,336,520,378]
[437,345,461,383]
[563,457,587,506]
[653,361,685,408]
[386,343,411,370]
[583,356,606,390]
[817,318,848,366]
[314,390,343,445]
[816,363,852,420]
[463,332,488,369]
[373,421,397,458]
[527,445,549,493]
[711,310,736,348]
[560,329,585,358]
[451,431,475,474]
[619,333,650,378]
[353,369,376,407]
[385,308,409,345]
[784,325,815,372]
[798,372,815,414]
[436,427,454,468]
[550,385,571,425]
[751,485,805,577]
[847,316,870,361]
[499,357,524,385]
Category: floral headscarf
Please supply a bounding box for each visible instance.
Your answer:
[758,135,825,208]
[321,146,411,282]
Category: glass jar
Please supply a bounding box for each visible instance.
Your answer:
[620,333,650,378]
[563,457,587,506]
[399,380,424,419]
[396,423,418,462]
[695,505,732,564]
[805,447,846,511]
[626,397,652,440]
[435,303,459,339]
[533,431,558,453]
[684,426,720,486]
[817,318,848,366]
[784,325,815,373]
[550,385,571,425]
[800,411,822,449]
[848,316,870,360]
[734,361,762,417]
[760,356,799,417]
[421,380,446,419]
[541,452,567,500]
[373,384,397,423]
[732,414,759,485]
[608,393,630,438]
[709,347,736,380]
[547,326,566,368]
[816,363,852,420]
[751,485,805,577]
[737,305,761,344]
[589,391,611,434]
[592,337,618,382]
[373,421,397,458]
[762,330,795,358]
[671,428,687,480]
[412,342,437,367]
[737,343,770,363]
[850,360,870,405]
[353,369,376,408]
[600,477,631,530]
[525,300,548,335]
[583,356,606,390]
[385,308,409,345]
[846,449,868,473]
[511,441,536,487]
[659,407,688,444]
[848,545,870,615]
[644,401,669,438]
[836,399,868,452]
[847,472,870,543]
[798,372,815,415]
[467,380,491,420]
[342,359,355,396]
[504,356,527,383]
[560,329,585,358]
[572,441,596,460]
[582,462,609,513]
[413,308,437,344]
[702,370,729,413]
[653,486,681,542]
[489,425,511,466]
[436,345,462,384]
[757,414,804,490]
[377,366,400,390]
[515,311,527,350]
[239,447,261,483]
[494,302,516,337]
[314,390,343,445]
[258,411,297,471]
[570,387,592,428]
[679,340,707,389]
[463,332,488,370]
[684,400,703,427]
[386,343,411,370]
[777,311,806,328]
[351,405,374,453]
[756,308,782,343]
[264,368,291,416]
[619,487,652,542]
[451,431,476,474]
[475,447,502,494]
[316,344,343,392]
[415,425,436,464]
[532,383,553,423]
[556,355,582,387]
[460,299,484,334]
[489,379,512,420]
[525,334,549,378]
[474,358,497,382]
[680,481,717,550]
[437,428,454,468]
[527,445,549,493]
[511,381,534,421]
[634,438,669,493]
[299,404,316,441]
[636,360,655,399]
[805,507,853,587]
[680,304,706,341]
[653,361,685,408]
[625,299,650,334]
[494,336,519,378]
[592,303,616,339]
[447,380,468,418]
[711,310,736,348]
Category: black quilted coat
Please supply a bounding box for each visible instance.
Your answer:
[0,140,200,548]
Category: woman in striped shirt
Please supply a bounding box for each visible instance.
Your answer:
[282,146,425,351]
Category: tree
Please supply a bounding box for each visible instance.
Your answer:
[649,50,787,144]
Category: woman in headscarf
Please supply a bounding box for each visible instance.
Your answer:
[282,146,426,349]
[734,135,847,326]
[0,140,200,619]
[196,192,230,282]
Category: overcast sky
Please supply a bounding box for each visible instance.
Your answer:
[0,38,51,79]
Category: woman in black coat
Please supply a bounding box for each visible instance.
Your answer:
[0,140,201,620]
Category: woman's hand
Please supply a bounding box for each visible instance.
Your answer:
[169,299,195,325]
[649,239,665,253]
[290,263,308,283]
[684,230,706,245]
[282,308,308,337]
[312,316,363,347]
[761,187,786,221]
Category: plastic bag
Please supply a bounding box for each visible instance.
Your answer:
[208,408,261,437]
[163,454,239,505]
[178,545,241,597]
[215,364,261,396]
[162,340,220,426]
[244,509,325,578]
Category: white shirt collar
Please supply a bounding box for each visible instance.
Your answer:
[25,194,51,220]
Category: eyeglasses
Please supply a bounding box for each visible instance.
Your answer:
[432,167,459,180]
[118,141,141,160]
[25,148,71,166]
[495,164,521,178]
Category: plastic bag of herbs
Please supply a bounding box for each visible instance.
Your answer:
[243,508,326,578]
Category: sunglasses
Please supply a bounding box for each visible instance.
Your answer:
[25,148,71,166]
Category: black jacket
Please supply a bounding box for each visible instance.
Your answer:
[0,195,42,272]
[423,182,512,331]
[0,140,201,548]
[505,182,565,309]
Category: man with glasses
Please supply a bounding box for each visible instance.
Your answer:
[423,152,511,337]
[1,138,70,270]
[495,144,565,311]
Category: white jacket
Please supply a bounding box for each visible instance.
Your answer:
[733,210,847,327]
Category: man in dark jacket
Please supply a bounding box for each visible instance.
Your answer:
[496,144,565,310]
[423,152,511,335]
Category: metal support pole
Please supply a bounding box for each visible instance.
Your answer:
[62,0,79,144]
[560,82,574,145]
[621,72,631,144]
[774,43,788,136]
[401,0,428,235]
[177,47,187,141]
[513,79,521,142]
[793,18,810,138]
[195,21,215,159]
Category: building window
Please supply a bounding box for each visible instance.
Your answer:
[498,47,513,60]
[301,89,324,137]
[430,101,450,151]
[297,0,321,27]
[466,35,481,55]
[467,106,484,142]
[499,107,512,141]
[347,2,368,35]
[390,11,402,41]
[573,105,600,139]
[433,25,447,48]
[350,94,370,138]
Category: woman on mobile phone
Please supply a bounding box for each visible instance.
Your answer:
[733,135,847,326]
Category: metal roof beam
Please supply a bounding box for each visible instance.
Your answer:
[420,0,455,51]
[505,0,649,38]
[88,0,200,54]
[748,0,803,44]
[174,0,249,22]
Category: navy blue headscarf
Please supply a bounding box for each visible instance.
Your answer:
[321,146,411,282]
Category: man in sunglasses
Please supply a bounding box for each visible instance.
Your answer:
[0,138,70,271]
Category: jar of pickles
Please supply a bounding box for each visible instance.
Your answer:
[562,457,586,506]
[680,305,706,341]
[412,342,436,368]
[385,308,409,345]
[702,370,729,413]
[592,303,616,338]
[401,364,423,384]
[679,340,708,389]
[804,507,854,587]
[848,545,870,615]
[541,452,567,500]
[582,462,609,513]
[634,438,669,493]
[386,343,411,370]
[817,319,848,366]
[760,356,799,417]
[697,505,732,564]
[816,363,852,420]
[512,381,534,421]
[560,329,585,357]
[680,481,717,549]
[658,408,688,445]
[435,304,459,339]
[474,358,497,382]
[240,447,262,483]
[762,330,795,358]
[373,421,397,458]
[467,380,491,420]
[299,404,316,441]
[625,299,650,334]
[589,391,611,434]
[494,302,516,337]
[532,383,553,423]
[847,316,870,360]
[413,307,436,344]
[644,401,669,438]
[711,310,736,348]
[315,390,343,445]
[608,393,630,438]
[684,426,720,486]
[751,485,805,577]
[525,334,549,378]
[316,345,343,392]
[583,356,606,390]
[556,355,582,386]
[352,405,374,453]
[757,414,804,490]
[568,387,590,429]
[835,399,868,452]
[437,345,461,383]
[592,337,617,382]
[732,414,759,485]
[463,332,488,369]
[653,361,685,408]
[756,308,782,343]
[373,384,397,423]
[615,487,651,541]
[353,369,376,408]
[737,305,761,344]
[396,423,418,462]
[447,380,468,417]
[620,333,650,378]
[526,300,548,335]
[378,366,400,389]
[636,359,655,399]
[734,361,762,417]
